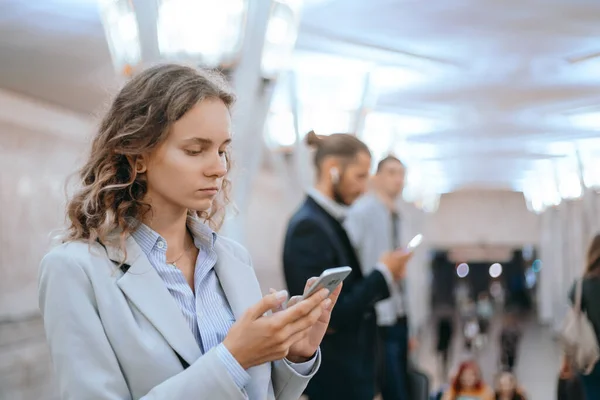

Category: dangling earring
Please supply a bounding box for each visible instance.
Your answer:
[330,167,340,184]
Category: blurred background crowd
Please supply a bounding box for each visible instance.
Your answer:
[2,1,600,399]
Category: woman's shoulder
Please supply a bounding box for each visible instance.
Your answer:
[40,240,113,277]
[481,385,495,399]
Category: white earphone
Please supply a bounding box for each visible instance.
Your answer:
[330,167,340,184]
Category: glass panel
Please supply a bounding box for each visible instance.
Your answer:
[362,113,396,163]
[98,0,142,74]
[556,157,582,199]
[266,111,296,147]
[293,51,371,110]
[261,0,303,77]
[583,157,600,189]
[295,108,353,138]
[577,139,600,189]
[371,65,425,92]
[156,0,247,67]
[568,111,600,130]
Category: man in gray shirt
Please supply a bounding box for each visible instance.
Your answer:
[345,156,412,400]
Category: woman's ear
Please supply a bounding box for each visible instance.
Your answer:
[127,156,147,174]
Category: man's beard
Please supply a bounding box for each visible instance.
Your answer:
[332,181,349,206]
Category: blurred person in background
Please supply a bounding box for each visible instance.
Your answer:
[489,281,505,308]
[461,299,478,351]
[564,233,600,399]
[556,363,584,400]
[344,155,413,400]
[499,312,521,372]
[494,372,526,400]
[38,65,341,400]
[464,316,481,352]
[476,292,494,339]
[283,132,413,400]
[442,360,494,400]
[435,304,455,381]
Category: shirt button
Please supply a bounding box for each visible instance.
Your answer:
[157,240,165,249]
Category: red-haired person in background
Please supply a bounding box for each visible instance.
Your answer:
[442,360,494,400]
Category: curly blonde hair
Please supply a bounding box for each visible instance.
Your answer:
[65,64,235,247]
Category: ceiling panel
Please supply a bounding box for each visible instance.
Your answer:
[1,0,600,192]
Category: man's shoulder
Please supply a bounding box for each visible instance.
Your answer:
[349,193,381,214]
[288,198,322,226]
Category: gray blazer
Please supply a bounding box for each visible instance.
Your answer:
[38,234,318,399]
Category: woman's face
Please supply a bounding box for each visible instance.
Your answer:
[459,367,478,389]
[143,99,231,214]
[498,373,515,394]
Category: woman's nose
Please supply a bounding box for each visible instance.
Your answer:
[206,152,228,177]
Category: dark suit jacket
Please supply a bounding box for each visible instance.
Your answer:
[283,196,391,400]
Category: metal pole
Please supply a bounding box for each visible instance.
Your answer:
[289,70,313,193]
[220,0,273,244]
[354,71,374,138]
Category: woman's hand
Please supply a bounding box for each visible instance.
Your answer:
[284,278,343,362]
[222,288,330,370]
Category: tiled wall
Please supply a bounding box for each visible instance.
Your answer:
[0,122,86,399]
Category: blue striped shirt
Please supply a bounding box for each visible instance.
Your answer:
[131,219,250,390]
[131,218,316,398]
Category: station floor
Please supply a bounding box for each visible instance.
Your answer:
[414,315,561,399]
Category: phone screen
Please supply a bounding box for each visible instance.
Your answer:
[407,234,423,250]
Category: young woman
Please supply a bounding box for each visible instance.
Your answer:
[563,233,600,399]
[442,360,494,400]
[38,64,341,399]
[494,372,526,400]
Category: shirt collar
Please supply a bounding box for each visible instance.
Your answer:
[131,216,217,257]
[186,216,217,249]
[308,188,348,221]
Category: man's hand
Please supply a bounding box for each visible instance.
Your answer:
[379,250,413,281]
[409,337,419,352]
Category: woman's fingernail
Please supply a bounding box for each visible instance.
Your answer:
[323,298,332,308]
[275,290,288,301]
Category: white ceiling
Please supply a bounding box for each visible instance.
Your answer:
[1,0,600,193]
[298,0,600,193]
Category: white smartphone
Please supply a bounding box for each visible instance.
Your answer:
[302,266,352,300]
[406,233,423,251]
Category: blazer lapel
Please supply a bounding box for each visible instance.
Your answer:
[213,241,262,319]
[214,240,271,397]
[107,236,201,366]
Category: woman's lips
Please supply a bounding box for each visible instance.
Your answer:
[198,188,219,196]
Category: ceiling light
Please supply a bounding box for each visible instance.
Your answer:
[457,263,469,278]
[99,0,248,74]
[156,0,247,67]
[98,0,142,75]
[489,263,502,278]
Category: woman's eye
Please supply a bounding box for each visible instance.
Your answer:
[185,149,202,156]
